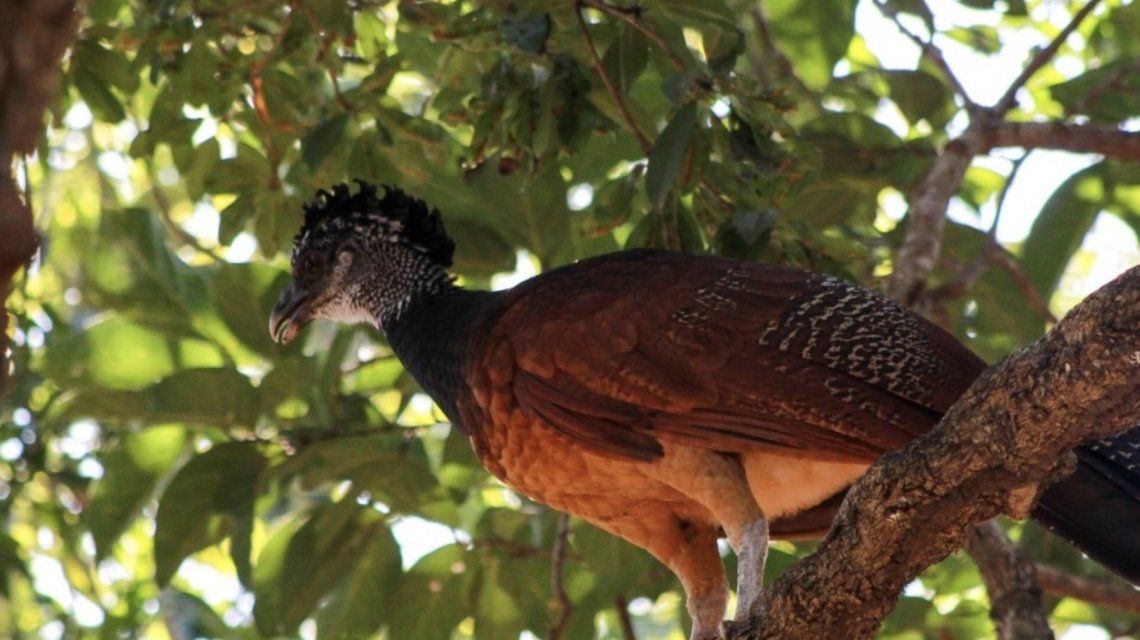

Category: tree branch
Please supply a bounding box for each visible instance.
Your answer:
[749,265,1140,638]
[885,132,984,303]
[548,513,573,640]
[615,595,638,640]
[986,121,1140,161]
[872,0,976,109]
[993,0,1105,116]
[887,0,1106,304]
[1035,564,1140,614]
[966,522,1053,640]
[0,0,77,392]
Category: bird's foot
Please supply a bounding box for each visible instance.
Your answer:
[720,618,752,640]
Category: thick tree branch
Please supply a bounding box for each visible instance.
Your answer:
[0,0,77,391]
[747,265,1140,639]
[886,131,984,303]
[887,0,1106,304]
[986,121,1140,161]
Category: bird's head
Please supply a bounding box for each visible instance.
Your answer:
[268,181,455,345]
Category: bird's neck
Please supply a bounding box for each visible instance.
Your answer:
[370,251,457,329]
[381,284,500,428]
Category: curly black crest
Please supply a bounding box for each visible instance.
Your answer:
[297,180,455,267]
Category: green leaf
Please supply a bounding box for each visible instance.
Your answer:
[601,24,649,94]
[43,317,175,389]
[0,534,29,597]
[160,589,234,640]
[316,524,403,639]
[171,37,221,108]
[584,172,638,236]
[1051,58,1140,123]
[73,39,137,93]
[762,0,857,87]
[213,263,290,357]
[154,442,267,586]
[150,368,260,428]
[254,500,388,636]
[945,26,1001,54]
[387,544,475,639]
[303,114,351,170]
[72,67,126,122]
[882,69,955,129]
[646,102,697,210]
[1020,163,1108,303]
[88,426,189,559]
[447,219,517,277]
[274,434,457,523]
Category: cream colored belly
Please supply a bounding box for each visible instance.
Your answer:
[741,450,869,519]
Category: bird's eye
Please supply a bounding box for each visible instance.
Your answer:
[295,253,323,277]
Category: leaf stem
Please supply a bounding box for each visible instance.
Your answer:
[574,2,653,154]
[579,0,686,71]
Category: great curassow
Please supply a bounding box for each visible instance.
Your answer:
[269,181,1140,640]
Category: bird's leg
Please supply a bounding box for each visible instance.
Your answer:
[646,448,770,636]
[728,516,769,623]
[580,507,727,640]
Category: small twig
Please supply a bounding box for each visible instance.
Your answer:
[615,595,638,640]
[872,0,975,109]
[966,522,1053,640]
[468,537,548,559]
[1035,563,1140,614]
[295,2,354,112]
[579,0,685,71]
[548,513,573,640]
[247,1,299,187]
[574,2,652,154]
[993,0,1105,115]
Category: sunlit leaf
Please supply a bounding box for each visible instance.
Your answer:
[88,426,189,559]
[154,442,267,586]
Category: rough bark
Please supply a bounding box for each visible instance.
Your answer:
[0,0,76,389]
[745,265,1140,639]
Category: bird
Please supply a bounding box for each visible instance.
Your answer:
[268,181,1140,640]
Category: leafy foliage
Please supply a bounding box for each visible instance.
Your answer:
[4,0,1140,638]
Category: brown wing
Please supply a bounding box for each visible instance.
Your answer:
[480,249,986,463]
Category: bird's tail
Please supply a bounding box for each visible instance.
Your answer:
[1032,426,1140,584]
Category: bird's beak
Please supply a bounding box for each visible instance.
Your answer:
[269,282,313,345]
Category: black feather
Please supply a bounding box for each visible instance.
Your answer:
[297,180,455,267]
